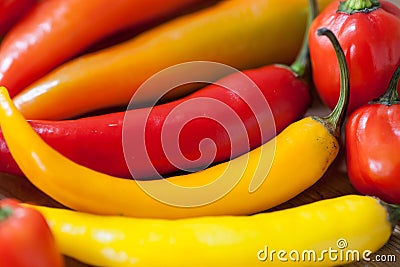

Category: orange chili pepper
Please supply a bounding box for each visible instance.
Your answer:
[0,0,207,97]
[13,0,333,120]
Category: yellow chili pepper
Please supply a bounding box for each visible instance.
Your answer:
[0,28,349,219]
[27,195,397,267]
[13,0,333,120]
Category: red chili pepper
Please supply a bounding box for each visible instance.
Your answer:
[0,198,64,267]
[346,64,400,204]
[0,63,311,179]
[0,0,38,36]
[0,0,206,97]
[309,0,400,114]
[0,112,126,177]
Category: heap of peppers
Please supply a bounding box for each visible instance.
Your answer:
[0,16,352,220]
[0,0,322,179]
[2,22,400,267]
[12,0,332,120]
[309,0,400,203]
[0,0,399,266]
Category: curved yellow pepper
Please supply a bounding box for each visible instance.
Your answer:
[0,29,350,219]
[0,86,339,218]
[28,195,395,267]
[14,0,333,120]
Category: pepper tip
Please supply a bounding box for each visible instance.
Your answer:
[0,86,14,118]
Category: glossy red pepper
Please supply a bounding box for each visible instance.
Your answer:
[0,112,125,177]
[0,63,311,179]
[309,0,400,114]
[0,0,37,36]
[346,64,400,204]
[0,0,207,97]
[0,198,64,267]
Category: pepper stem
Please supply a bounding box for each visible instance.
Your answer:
[372,64,400,106]
[381,201,400,228]
[0,206,13,221]
[316,28,350,139]
[290,0,318,77]
[338,0,380,14]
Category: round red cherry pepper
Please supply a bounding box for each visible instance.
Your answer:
[0,198,64,267]
[309,0,400,114]
[346,64,400,204]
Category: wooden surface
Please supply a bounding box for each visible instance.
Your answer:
[0,94,399,267]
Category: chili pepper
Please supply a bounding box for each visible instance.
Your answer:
[0,0,206,97]
[27,195,398,267]
[0,64,311,179]
[0,0,315,179]
[0,27,350,218]
[0,0,38,36]
[0,198,64,267]
[346,64,400,204]
[308,0,400,114]
[13,0,333,120]
[0,112,127,177]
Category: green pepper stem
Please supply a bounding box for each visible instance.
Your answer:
[338,0,380,14]
[290,0,318,77]
[381,201,400,228]
[372,64,400,106]
[316,28,350,139]
[0,206,13,221]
